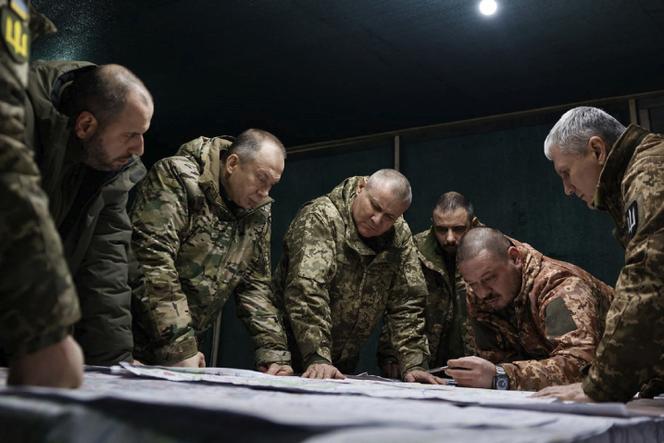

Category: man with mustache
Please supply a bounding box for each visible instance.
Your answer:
[24,60,154,365]
[273,169,440,383]
[446,227,613,391]
[378,191,479,378]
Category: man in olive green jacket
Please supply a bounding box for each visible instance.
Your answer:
[378,191,478,378]
[273,170,441,383]
[131,130,292,374]
[0,1,82,386]
[24,60,154,365]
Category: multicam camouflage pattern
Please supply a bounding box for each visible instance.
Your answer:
[131,136,290,366]
[273,176,430,375]
[584,125,664,401]
[468,241,613,391]
[0,1,80,358]
[377,228,476,370]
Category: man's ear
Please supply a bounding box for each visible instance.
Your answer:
[588,136,609,166]
[225,153,240,174]
[74,111,98,141]
[507,246,521,266]
[357,177,367,194]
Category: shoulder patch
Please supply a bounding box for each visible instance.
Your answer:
[626,200,638,239]
[1,4,30,63]
[544,297,577,338]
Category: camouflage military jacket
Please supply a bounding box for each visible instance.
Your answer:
[24,60,145,365]
[377,228,475,369]
[131,136,290,366]
[273,176,430,375]
[469,241,613,390]
[0,2,80,359]
[585,125,664,401]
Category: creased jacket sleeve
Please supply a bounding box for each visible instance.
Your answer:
[234,209,291,367]
[583,152,664,402]
[385,239,430,374]
[130,160,197,364]
[73,190,136,365]
[501,278,603,391]
[0,57,80,357]
[281,208,337,369]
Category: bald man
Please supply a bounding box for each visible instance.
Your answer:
[24,60,154,365]
[131,130,292,374]
[273,170,439,384]
[447,227,613,391]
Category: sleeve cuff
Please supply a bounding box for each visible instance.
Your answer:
[255,349,291,366]
[150,333,199,365]
[6,326,71,360]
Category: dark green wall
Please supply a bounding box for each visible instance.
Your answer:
[212,107,630,373]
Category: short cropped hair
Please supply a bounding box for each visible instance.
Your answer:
[228,128,286,161]
[544,106,626,159]
[61,64,152,126]
[457,227,511,265]
[435,191,474,222]
[366,169,412,205]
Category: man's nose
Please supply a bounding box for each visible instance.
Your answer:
[129,135,145,156]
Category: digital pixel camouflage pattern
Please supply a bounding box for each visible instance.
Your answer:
[468,241,613,391]
[0,1,80,359]
[130,136,290,366]
[584,125,664,401]
[273,176,430,375]
[377,228,476,370]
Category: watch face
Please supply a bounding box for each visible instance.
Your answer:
[496,376,509,390]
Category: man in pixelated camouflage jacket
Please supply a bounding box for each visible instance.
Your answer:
[0,0,82,387]
[131,131,291,373]
[540,107,664,402]
[378,192,479,377]
[446,228,613,391]
[273,170,440,383]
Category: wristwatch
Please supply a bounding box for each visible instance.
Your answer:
[493,365,509,390]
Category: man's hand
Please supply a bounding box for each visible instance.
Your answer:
[8,335,84,389]
[302,363,345,379]
[259,363,294,376]
[532,382,592,402]
[172,352,206,368]
[381,360,401,379]
[403,369,446,384]
[445,356,496,388]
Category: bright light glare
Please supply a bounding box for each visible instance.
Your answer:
[479,0,498,16]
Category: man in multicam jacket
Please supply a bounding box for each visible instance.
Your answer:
[538,107,664,402]
[273,169,442,383]
[446,227,613,391]
[131,130,292,374]
[378,191,478,378]
[0,0,82,387]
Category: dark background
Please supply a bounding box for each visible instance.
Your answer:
[32,0,664,373]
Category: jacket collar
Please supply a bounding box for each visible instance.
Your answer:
[593,124,649,212]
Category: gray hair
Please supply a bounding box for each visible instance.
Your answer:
[457,227,511,265]
[366,169,412,206]
[229,128,286,161]
[543,106,626,160]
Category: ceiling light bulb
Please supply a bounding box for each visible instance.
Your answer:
[479,0,498,16]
